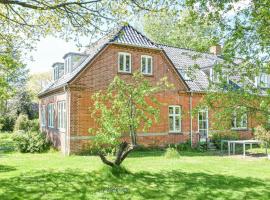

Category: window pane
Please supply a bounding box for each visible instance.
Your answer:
[142,57,146,73]
[169,116,174,131]
[175,107,180,114]
[169,107,173,114]
[175,117,180,131]
[119,54,124,71]
[147,57,152,74]
[126,55,130,72]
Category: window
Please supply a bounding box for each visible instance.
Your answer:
[58,101,66,131]
[118,52,131,73]
[256,73,270,88]
[53,67,59,81]
[232,107,247,129]
[41,105,46,127]
[141,55,153,75]
[48,103,54,128]
[64,57,72,74]
[198,108,208,138]
[169,106,181,132]
[210,68,220,83]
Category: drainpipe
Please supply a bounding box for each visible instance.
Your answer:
[189,92,193,147]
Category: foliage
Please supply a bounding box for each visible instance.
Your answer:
[13,131,50,153]
[14,114,30,132]
[164,146,180,159]
[144,10,219,52]
[254,126,270,146]
[0,115,15,132]
[211,131,240,149]
[90,72,172,166]
[27,72,52,102]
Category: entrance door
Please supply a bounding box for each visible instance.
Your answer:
[198,108,208,142]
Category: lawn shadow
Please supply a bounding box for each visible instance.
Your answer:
[0,165,16,173]
[0,168,269,199]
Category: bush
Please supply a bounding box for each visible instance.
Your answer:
[211,131,240,149]
[28,119,40,132]
[14,114,29,131]
[0,116,15,132]
[164,146,180,159]
[13,131,50,153]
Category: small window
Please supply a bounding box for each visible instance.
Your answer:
[232,107,247,130]
[41,105,46,127]
[58,101,66,131]
[141,55,153,75]
[118,52,131,73]
[48,103,54,128]
[169,106,181,132]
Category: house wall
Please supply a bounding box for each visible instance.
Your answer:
[39,44,256,154]
[39,89,69,154]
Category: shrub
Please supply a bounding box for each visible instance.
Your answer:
[28,119,40,132]
[14,114,30,131]
[13,131,50,153]
[0,116,15,132]
[164,146,180,159]
[211,131,240,149]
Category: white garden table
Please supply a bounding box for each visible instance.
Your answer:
[227,140,262,157]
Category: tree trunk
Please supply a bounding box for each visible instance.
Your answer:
[98,142,135,167]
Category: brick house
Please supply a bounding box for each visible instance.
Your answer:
[38,24,256,155]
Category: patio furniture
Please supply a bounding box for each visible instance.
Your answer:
[222,140,265,157]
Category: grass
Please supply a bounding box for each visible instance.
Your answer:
[0,133,270,199]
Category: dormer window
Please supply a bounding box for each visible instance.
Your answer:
[64,56,72,74]
[210,68,220,83]
[52,63,64,81]
[118,52,131,73]
[256,73,270,88]
[141,55,152,75]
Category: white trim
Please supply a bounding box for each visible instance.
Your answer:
[41,105,46,127]
[141,55,153,75]
[168,105,181,133]
[118,52,131,73]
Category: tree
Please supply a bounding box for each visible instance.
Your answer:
[90,72,172,167]
[27,71,52,102]
[180,0,270,124]
[143,10,219,52]
[254,126,270,155]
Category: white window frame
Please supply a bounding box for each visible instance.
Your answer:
[141,55,153,75]
[58,101,66,131]
[41,105,46,127]
[48,103,54,128]
[64,56,72,74]
[232,108,248,130]
[256,73,270,88]
[169,105,181,133]
[118,52,131,73]
[198,108,209,138]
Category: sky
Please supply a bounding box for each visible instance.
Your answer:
[27,36,87,74]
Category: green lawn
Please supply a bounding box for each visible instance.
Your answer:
[0,133,270,199]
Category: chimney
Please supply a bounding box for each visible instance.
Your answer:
[209,45,222,55]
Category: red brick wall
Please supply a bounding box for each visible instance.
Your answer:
[39,43,256,154]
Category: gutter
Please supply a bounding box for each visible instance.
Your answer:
[189,91,193,147]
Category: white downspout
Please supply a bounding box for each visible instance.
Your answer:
[189,92,193,147]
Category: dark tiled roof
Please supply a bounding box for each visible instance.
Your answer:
[39,24,227,96]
